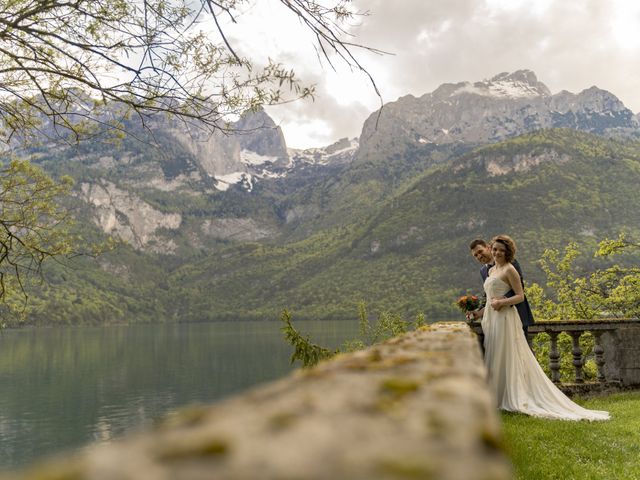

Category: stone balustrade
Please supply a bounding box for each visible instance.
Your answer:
[3,322,512,480]
[470,318,640,393]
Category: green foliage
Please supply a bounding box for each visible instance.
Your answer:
[369,311,410,343]
[527,242,602,320]
[594,233,640,318]
[8,128,640,326]
[526,234,640,381]
[0,240,166,328]
[354,300,409,345]
[527,234,640,382]
[528,234,640,321]
[532,332,597,383]
[0,158,79,317]
[280,310,337,368]
[209,128,640,322]
[281,303,424,367]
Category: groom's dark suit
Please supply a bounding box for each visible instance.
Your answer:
[481,259,535,333]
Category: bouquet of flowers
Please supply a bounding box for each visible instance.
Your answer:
[456,294,480,313]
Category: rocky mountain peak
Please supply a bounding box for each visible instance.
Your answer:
[485,69,552,97]
[356,70,638,162]
[575,86,628,112]
[491,69,536,83]
[234,108,288,162]
[451,69,551,99]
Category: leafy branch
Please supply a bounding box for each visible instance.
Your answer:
[0,157,80,315]
[527,234,640,320]
[280,309,337,368]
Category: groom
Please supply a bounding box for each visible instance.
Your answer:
[468,238,535,334]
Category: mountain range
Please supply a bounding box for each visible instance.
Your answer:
[9,70,640,325]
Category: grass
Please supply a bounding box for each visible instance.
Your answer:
[501,391,640,480]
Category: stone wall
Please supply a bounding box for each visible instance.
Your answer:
[601,323,640,386]
[4,322,511,480]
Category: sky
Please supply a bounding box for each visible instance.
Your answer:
[223,0,640,149]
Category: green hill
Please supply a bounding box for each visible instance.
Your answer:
[7,128,640,326]
[161,129,640,322]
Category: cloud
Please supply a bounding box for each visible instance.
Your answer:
[244,1,640,147]
[267,82,373,149]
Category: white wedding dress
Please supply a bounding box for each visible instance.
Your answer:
[482,275,610,421]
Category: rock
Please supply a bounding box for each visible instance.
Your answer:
[235,108,288,165]
[200,218,276,241]
[79,181,182,251]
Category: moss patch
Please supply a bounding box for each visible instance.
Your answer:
[376,458,435,479]
[380,378,420,397]
[156,436,230,461]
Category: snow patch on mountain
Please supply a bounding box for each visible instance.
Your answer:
[214,172,254,192]
[453,70,551,99]
[210,138,358,192]
[288,137,358,166]
[454,81,538,98]
[240,149,278,166]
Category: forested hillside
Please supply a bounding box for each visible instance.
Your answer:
[157,129,640,321]
[14,129,640,326]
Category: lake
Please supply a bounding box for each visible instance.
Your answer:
[0,320,359,471]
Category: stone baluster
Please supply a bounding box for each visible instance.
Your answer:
[593,331,607,383]
[548,331,561,383]
[569,331,584,383]
[473,320,637,391]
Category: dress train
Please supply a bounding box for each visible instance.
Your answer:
[481,276,609,421]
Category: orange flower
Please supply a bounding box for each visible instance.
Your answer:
[456,295,480,312]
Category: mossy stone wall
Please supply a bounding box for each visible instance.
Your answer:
[7,322,511,480]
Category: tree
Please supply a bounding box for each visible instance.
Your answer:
[0,0,382,144]
[524,236,640,382]
[281,303,425,368]
[0,158,77,313]
[526,234,640,320]
[592,233,640,318]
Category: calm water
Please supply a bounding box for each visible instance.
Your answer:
[0,320,358,471]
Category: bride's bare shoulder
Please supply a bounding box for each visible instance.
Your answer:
[505,263,521,281]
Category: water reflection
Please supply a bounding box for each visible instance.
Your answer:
[0,320,358,470]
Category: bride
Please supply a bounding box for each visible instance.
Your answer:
[481,235,609,421]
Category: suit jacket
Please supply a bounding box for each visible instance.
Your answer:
[480,259,535,329]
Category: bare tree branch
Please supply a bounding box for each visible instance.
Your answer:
[0,0,384,145]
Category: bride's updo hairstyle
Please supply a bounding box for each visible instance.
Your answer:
[491,234,517,263]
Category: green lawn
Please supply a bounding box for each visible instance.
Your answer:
[501,391,640,480]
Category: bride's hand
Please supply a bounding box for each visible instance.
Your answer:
[490,298,503,311]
